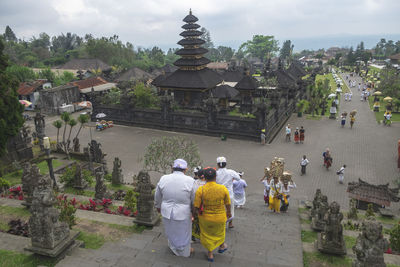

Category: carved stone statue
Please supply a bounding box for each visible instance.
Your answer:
[348,198,358,220]
[311,195,329,231]
[111,157,124,185]
[33,112,45,150]
[94,170,109,200]
[134,171,160,226]
[73,164,87,190]
[353,219,389,267]
[317,201,346,255]
[73,137,80,153]
[310,189,322,218]
[88,140,105,164]
[21,163,41,207]
[27,173,78,257]
[160,93,172,123]
[204,97,218,128]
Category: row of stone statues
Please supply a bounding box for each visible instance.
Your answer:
[310,189,388,266]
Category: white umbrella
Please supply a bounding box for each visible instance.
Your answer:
[96,113,106,118]
[328,93,337,98]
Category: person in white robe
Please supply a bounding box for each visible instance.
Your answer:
[216,156,240,228]
[154,159,195,257]
[280,181,296,212]
[233,172,247,208]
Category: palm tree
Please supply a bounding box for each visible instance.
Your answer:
[52,120,63,145]
[61,112,71,145]
[67,119,77,145]
[75,114,89,140]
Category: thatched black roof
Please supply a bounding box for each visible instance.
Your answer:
[157,68,222,89]
[288,61,307,79]
[151,72,171,87]
[116,67,153,82]
[180,30,202,37]
[175,48,208,56]
[183,10,198,23]
[182,23,200,30]
[151,65,178,77]
[177,38,205,46]
[221,70,244,82]
[235,75,259,91]
[212,84,239,98]
[174,57,210,67]
[274,69,297,88]
[347,178,400,207]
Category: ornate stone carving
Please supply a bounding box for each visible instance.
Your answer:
[311,194,329,231]
[73,164,87,190]
[94,170,110,200]
[317,201,346,255]
[134,171,160,226]
[353,219,389,267]
[27,173,78,257]
[111,157,124,185]
[310,189,322,219]
[348,198,358,220]
[22,163,41,207]
[88,140,105,164]
[73,137,80,153]
[33,112,45,150]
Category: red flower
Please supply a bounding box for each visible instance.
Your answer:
[118,206,123,212]
[386,248,393,254]
[133,210,138,216]
[123,209,130,216]
[18,195,24,200]
[105,208,111,214]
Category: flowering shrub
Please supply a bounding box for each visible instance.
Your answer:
[0,177,11,193]
[124,189,138,212]
[2,186,24,200]
[60,165,94,187]
[56,194,77,228]
[1,219,29,237]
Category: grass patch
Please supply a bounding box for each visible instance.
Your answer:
[306,114,322,120]
[344,235,356,249]
[376,216,398,225]
[0,206,30,218]
[106,183,133,192]
[0,221,10,231]
[298,207,309,213]
[228,108,256,119]
[0,249,58,267]
[63,187,95,197]
[301,218,311,224]
[303,251,352,267]
[76,231,105,249]
[301,230,317,243]
[37,160,62,175]
[106,223,148,233]
[2,170,23,185]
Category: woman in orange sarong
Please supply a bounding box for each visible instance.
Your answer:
[194,167,231,262]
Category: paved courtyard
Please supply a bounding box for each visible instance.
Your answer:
[26,72,399,266]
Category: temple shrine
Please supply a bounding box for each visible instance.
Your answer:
[156,10,222,107]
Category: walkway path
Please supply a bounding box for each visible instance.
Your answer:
[13,71,397,266]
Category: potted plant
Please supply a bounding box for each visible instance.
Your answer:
[296,100,309,117]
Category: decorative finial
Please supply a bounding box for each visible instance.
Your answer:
[189,8,192,15]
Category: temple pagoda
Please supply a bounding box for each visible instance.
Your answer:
[156,10,222,107]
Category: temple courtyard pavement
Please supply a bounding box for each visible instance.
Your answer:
[24,73,399,266]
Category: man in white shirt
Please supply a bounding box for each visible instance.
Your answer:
[216,156,240,228]
[154,159,195,257]
[337,164,346,184]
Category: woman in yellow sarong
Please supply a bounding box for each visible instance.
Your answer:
[269,176,283,213]
[194,167,231,262]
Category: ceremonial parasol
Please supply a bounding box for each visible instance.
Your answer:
[383,97,393,102]
[19,100,32,107]
[372,91,382,96]
[328,93,337,98]
[95,113,106,118]
[78,101,92,108]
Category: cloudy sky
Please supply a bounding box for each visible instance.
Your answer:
[1,0,399,51]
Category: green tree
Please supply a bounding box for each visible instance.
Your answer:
[67,119,77,146]
[75,114,89,139]
[200,27,214,49]
[130,82,159,108]
[6,64,36,82]
[4,26,17,42]
[61,112,71,145]
[239,35,279,62]
[280,40,293,64]
[37,68,55,83]
[142,136,202,174]
[52,120,63,145]
[0,40,24,156]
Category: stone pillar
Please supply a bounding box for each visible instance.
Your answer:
[311,194,329,231]
[21,163,40,207]
[204,97,218,129]
[133,171,160,226]
[33,113,46,151]
[26,174,79,257]
[73,163,87,190]
[94,170,110,200]
[160,94,172,124]
[111,157,124,185]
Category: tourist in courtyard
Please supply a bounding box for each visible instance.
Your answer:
[341,113,346,128]
[269,176,283,213]
[337,164,346,184]
[294,127,299,144]
[344,92,348,101]
[192,167,205,241]
[323,148,332,170]
[260,175,271,206]
[300,155,309,175]
[216,156,240,228]
[350,115,355,128]
[349,92,352,101]
[233,172,247,208]
[285,124,291,142]
[194,167,231,262]
[260,129,266,145]
[280,180,296,212]
[154,159,195,257]
[299,126,305,143]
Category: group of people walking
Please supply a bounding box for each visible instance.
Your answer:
[285,124,305,143]
[154,157,245,262]
[261,175,296,213]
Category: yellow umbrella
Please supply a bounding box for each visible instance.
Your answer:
[373,91,382,96]
[373,78,378,81]
[383,96,393,101]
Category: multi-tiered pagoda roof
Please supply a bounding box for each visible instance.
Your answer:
[157,10,222,90]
